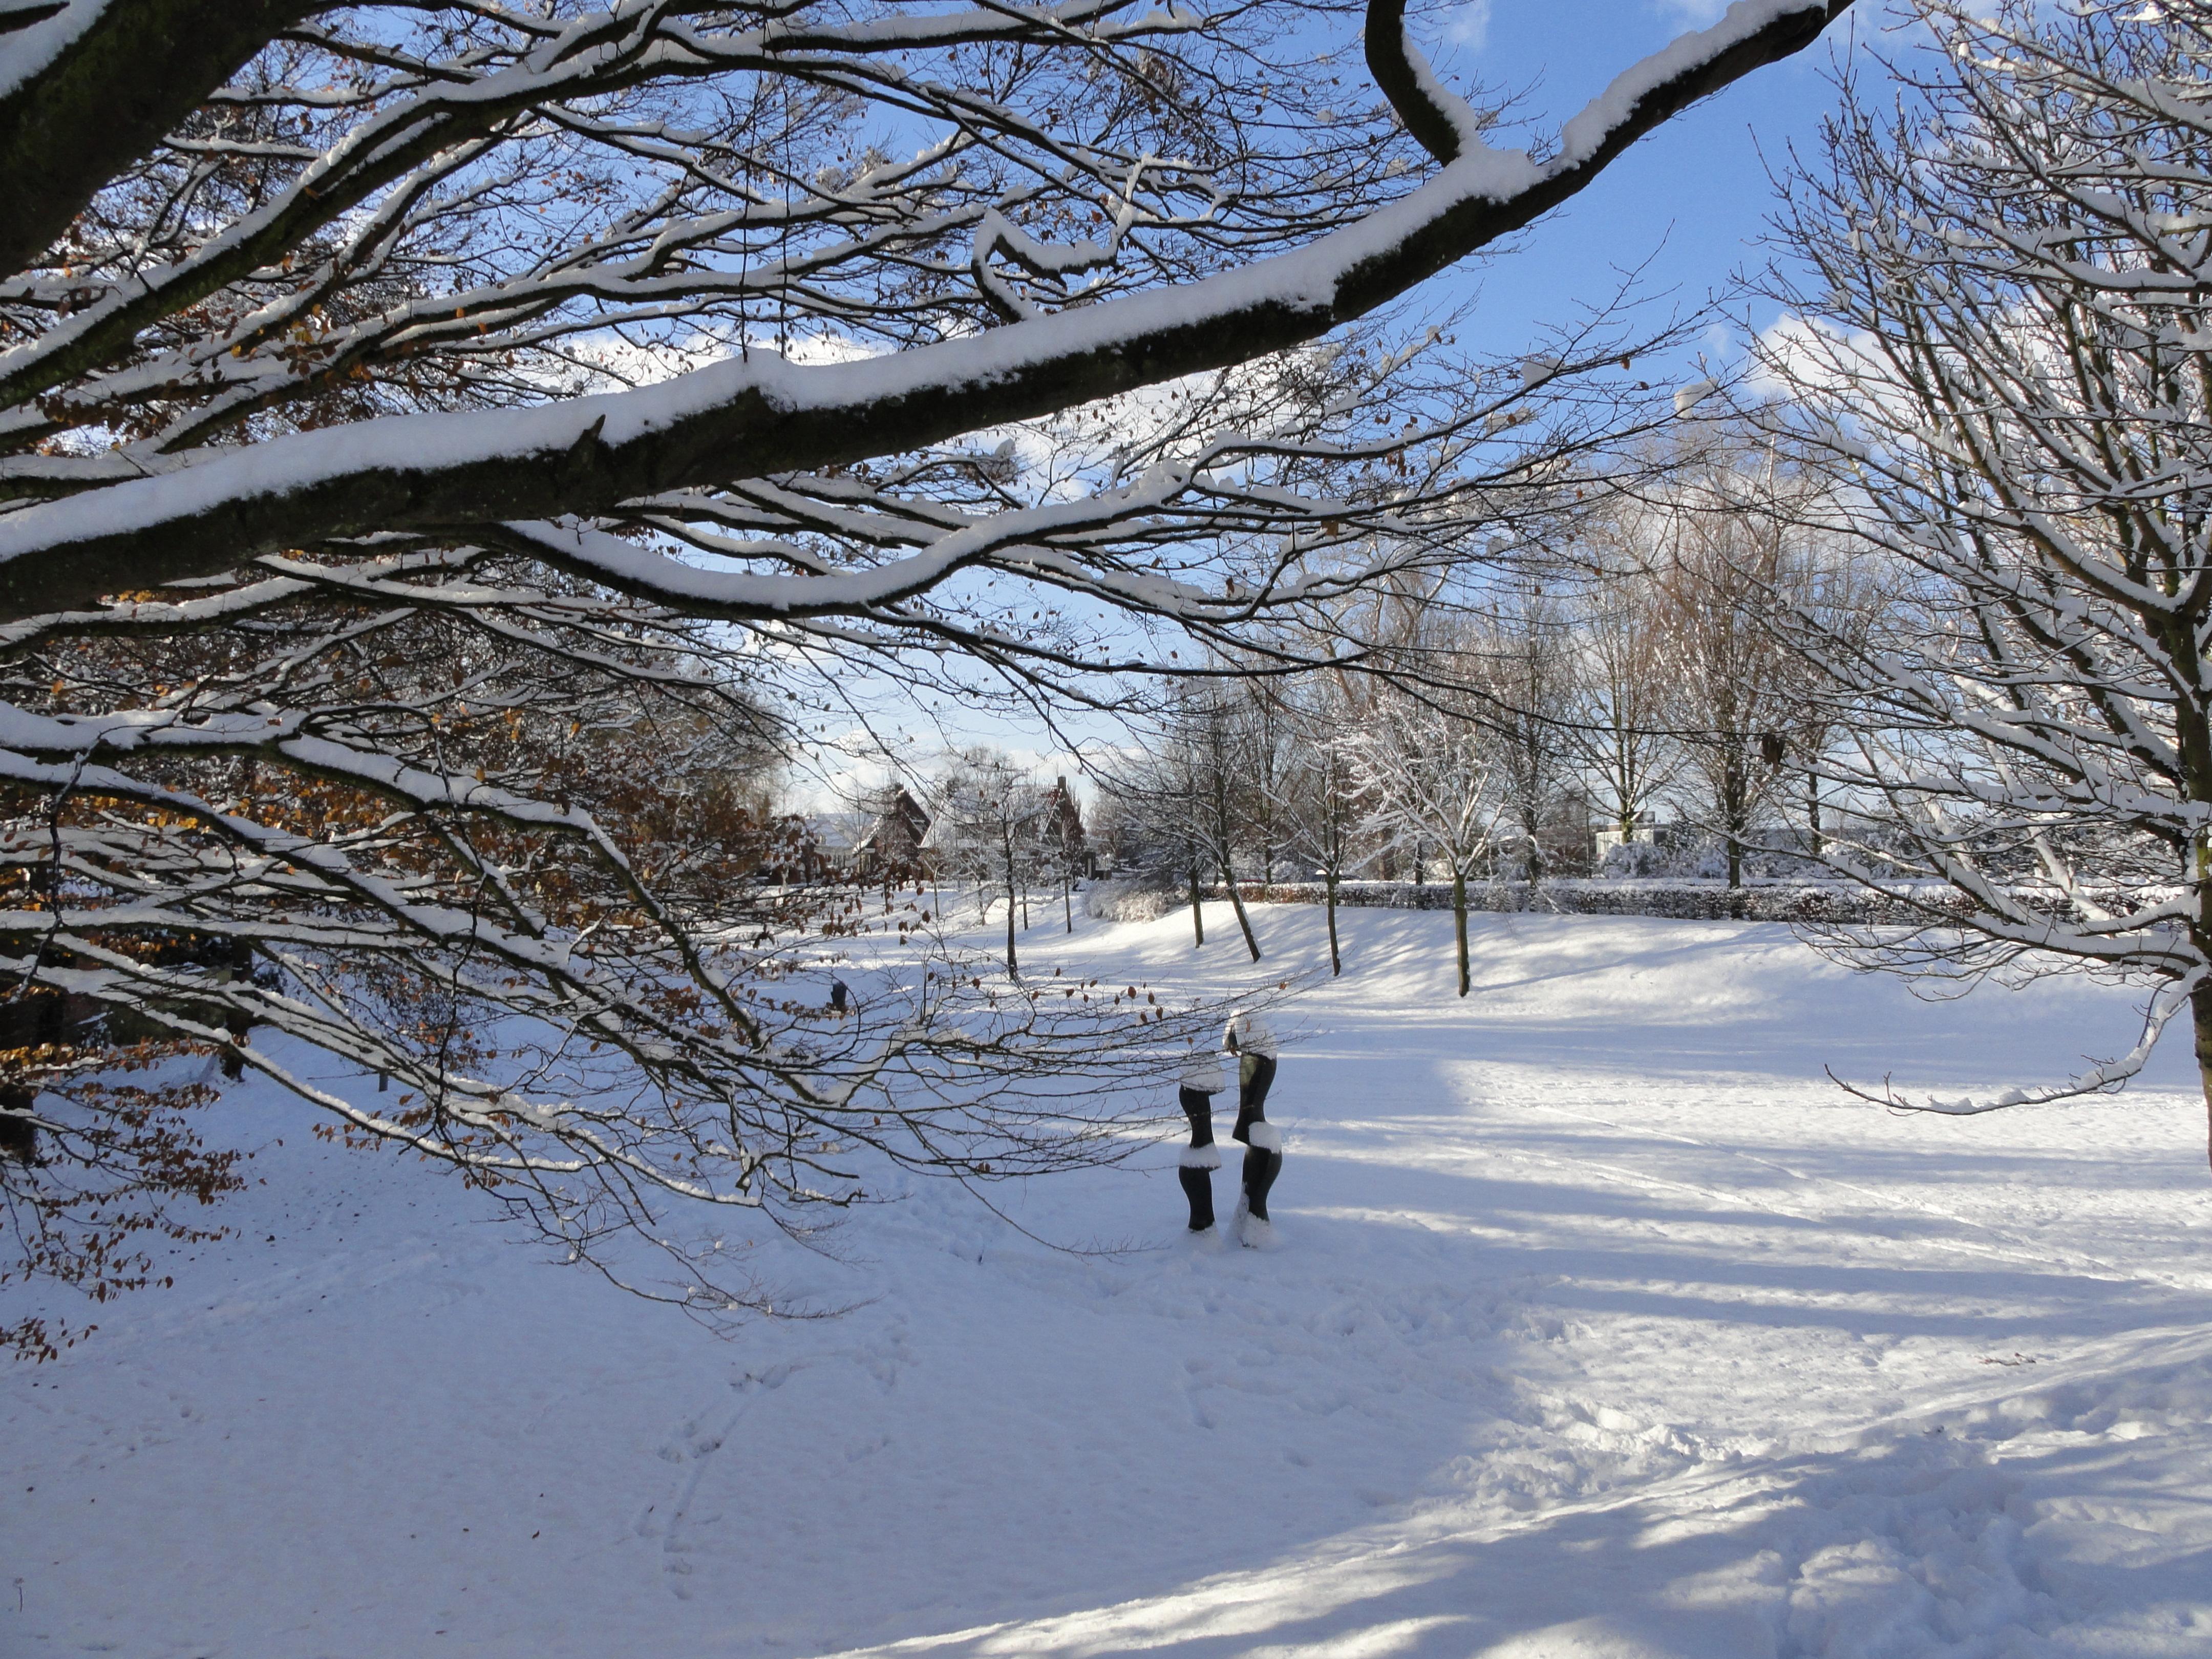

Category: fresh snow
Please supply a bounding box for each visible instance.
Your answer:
[6,903,2211,1657]
[0,0,107,105]
[1557,0,1817,164]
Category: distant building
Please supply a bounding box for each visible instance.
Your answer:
[1043,776,1093,877]
[857,784,931,878]
[798,789,933,881]
[798,811,870,880]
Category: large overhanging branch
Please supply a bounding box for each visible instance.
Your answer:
[0,0,1851,621]
[0,0,319,279]
[0,0,1225,427]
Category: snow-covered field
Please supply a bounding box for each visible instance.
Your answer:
[8,904,2211,1658]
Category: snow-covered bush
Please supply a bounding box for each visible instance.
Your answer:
[1086,876,1183,925]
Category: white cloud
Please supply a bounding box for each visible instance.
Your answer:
[1748,311,1884,407]
[1445,0,1495,50]
[1653,0,1732,25]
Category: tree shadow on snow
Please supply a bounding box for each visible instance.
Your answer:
[822,1403,2212,1659]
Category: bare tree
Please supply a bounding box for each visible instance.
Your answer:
[1105,682,1266,960]
[1630,451,1832,903]
[1096,726,1207,951]
[0,0,1850,1327]
[1562,524,1681,849]
[1193,686,1269,962]
[1042,777,1089,935]
[1277,676,1369,975]
[1349,676,1500,996]
[1749,0,2212,1168]
[1467,584,1578,886]
[929,749,1050,975]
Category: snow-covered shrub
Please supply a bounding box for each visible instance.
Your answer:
[1598,839,1666,879]
[1086,874,1183,924]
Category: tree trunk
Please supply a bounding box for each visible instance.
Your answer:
[1724,753,1746,920]
[1222,859,1262,962]
[1807,770,1823,858]
[1325,870,1342,977]
[2195,982,2212,1173]
[1063,866,1073,933]
[1003,841,1019,977]
[1188,864,1205,947]
[1453,868,1471,997]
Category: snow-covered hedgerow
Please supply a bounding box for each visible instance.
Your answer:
[1208,878,1986,925]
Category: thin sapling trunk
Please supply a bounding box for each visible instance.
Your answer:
[1453,869,1471,997]
[1003,833,1019,977]
[1223,859,1262,962]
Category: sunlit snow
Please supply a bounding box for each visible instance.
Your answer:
[7,902,2208,1656]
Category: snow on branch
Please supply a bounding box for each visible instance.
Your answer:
[1827,968,2205,1115]
[0,0,1848,621]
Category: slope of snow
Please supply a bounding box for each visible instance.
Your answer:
[6,906,2210,1657]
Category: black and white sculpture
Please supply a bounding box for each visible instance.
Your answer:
[1224,1011,1282,1243]
[1176,1050,1228,1231]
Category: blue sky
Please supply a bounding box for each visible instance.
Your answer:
[1426,0,1861,360]
[795,1,1870,809]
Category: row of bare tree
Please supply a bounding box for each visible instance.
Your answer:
[1088,441,1877,991]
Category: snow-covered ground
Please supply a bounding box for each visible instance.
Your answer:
[8,905,2211,1658]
